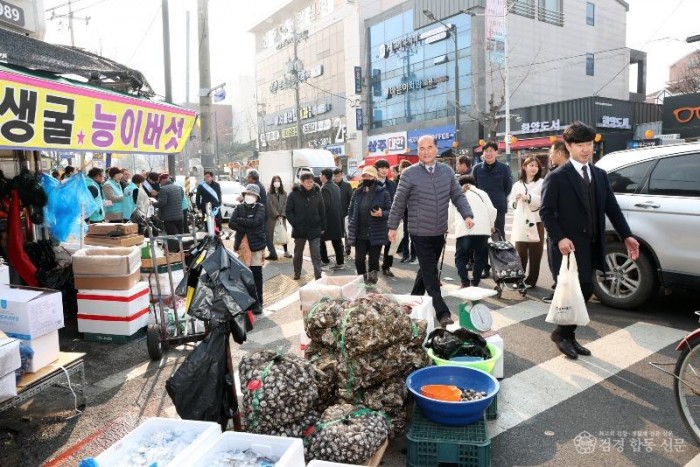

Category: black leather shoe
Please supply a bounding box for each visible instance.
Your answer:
[382,268,395,277]
[571,338,591,356]
[551,332,578,359]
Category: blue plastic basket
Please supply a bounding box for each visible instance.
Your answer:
[406,366,499,426]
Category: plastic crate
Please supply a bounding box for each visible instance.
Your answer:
[181,431,304,467]
[407,406,491,467]
[486,392,498,420]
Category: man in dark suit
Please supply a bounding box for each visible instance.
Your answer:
[333,168,353,255]
[540,121,640,359]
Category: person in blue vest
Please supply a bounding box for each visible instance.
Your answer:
[85,167,105,224]
[103,167,126,222]
[196,171,222,229]
[122,175,139,222]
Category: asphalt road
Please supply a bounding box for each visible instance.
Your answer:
[1,224,699,466]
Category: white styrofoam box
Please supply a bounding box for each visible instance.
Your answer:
[180,432,305,467]
[0,337,20,376]
[0,371,16,403]
[0,265,9,285]
[484,332,504,379]
[77,281,150,317]
[307,461,357,466]
[94,417,221,467]
[0,285,64,340]
[142,270,185,297]
[447,286,499,302]
[299,275,365,313]
[78,308,149,336]
[21,330,60,373]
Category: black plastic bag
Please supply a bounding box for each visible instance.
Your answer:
[425,328,491,360]
[165,323,236,424]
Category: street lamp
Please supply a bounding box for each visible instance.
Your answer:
[465,3,512,155]
[423,10,460,151]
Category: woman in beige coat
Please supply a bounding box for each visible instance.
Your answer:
[266,175,292,258]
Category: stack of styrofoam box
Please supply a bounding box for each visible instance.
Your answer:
[0,336,20,403]
[297,275,365,350]
[0,286,64,373]
[77,281,151,339]
[94,418,221,467]
[177,432,305,467]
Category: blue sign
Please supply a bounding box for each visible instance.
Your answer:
[356,108,363,131]
[407,125,456,153]
[213,87,226,102]
[626,138,661,149]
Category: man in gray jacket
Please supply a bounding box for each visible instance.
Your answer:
[388,135,475,327]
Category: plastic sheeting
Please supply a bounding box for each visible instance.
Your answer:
[41,173,97,242]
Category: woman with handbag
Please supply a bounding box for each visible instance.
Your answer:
[509,156,545,287]
[266,175,292,259]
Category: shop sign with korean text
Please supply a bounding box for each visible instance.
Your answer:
[0,67,197,154]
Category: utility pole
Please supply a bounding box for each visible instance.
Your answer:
[68,0,75,46]
[186,11,191,104]
[197,0,215,171]
[292,31,303,148]
[503,0,511,157]
[162,0,176,175]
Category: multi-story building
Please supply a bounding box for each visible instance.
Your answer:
[251,0,643,169]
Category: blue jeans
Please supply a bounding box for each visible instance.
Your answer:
[455,235,489,285]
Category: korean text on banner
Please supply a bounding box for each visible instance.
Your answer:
[0,67,197,154]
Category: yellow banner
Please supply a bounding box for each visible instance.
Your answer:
[0,68,197,154]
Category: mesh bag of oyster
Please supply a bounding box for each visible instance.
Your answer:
[304,403,391,464]
[239,350,320,437]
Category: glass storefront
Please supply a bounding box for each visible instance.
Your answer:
[368,10,473,130]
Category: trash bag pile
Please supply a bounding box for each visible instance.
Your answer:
[304,293,429,437]
[425,328,492,360]
[239,350,320,437]
[304,403,390,464]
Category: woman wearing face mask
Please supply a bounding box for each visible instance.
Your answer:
[346,166,392,285]
[229,184,266,314]
[266,175,293,259]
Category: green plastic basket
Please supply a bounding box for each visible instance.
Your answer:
[407,405,491,467]
[427,342,502,375]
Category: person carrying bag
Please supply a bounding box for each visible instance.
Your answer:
[545,253,590,326]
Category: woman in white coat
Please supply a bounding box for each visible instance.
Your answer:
[453,175,498,287]
[509,156,545,287]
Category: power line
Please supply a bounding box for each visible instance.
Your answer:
[48,0,111,19]
[45,0,87,12]
[126,4,162,65]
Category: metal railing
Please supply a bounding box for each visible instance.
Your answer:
[537,6,565,26]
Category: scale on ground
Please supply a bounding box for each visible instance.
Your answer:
[447,287,498,332]
[446,287,504,379]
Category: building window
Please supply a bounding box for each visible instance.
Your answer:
[512,0,536,18]
[586,2,595,26]
[538,0,564,26]
[586,53,595,76]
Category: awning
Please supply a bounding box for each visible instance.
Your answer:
[473,136,561,154]
[0,64,197,155]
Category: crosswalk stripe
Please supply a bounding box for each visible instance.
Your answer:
[686,453,700,466]
[488,322,687,437]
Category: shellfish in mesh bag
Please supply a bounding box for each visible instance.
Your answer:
[337,339,430,390]
[336,377,409,438]
[307,346,340,412]
[255,410,319,438]
[305,404,390,464]
[337,294,421,358]
[304,298,344,342]
[239,351,319,433]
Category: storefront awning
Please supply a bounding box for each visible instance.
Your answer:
[0,64,197,155]
[474,136,561,154]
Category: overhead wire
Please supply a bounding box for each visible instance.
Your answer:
[126,3,163,66]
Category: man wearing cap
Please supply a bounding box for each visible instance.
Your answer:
[286,172,326,280]
[153,173,184,251]
[229,184,266,313]
[388,135,474,327]
[374,159,397,277]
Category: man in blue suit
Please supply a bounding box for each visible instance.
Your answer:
[540,121,640,359]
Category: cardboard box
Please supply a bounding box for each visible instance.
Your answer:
[141,253,183,269]
[21,330,60,373]
[0,286,64,340]
[0,371,16,403]
[84,234,145,247]
[78,281,150,317]
[87,222,139,236]
[0,337,20,376]
[72,247,142,276]
[74,270,141,291]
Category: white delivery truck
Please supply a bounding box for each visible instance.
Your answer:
[258,149,337,190]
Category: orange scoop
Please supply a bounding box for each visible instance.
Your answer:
[421,384,462,402]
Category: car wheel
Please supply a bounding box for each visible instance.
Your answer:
[593,242,658,309]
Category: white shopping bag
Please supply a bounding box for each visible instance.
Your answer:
[273,218,288,245]
[545,253,590,326]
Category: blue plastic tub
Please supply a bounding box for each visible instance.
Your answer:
[406,366,500,426]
